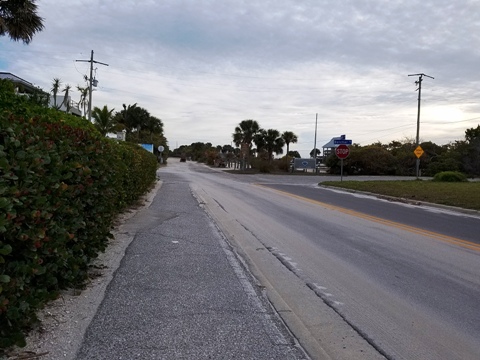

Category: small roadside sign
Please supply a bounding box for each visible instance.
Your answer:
[293,158,316,170]
[140,143,154,153]
[335,144,350,159]
[414,145,424,158]
[334,139,353,145]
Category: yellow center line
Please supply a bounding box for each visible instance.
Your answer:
[256,184,480,252]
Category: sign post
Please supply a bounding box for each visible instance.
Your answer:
[158,145,165,164]
[335,144,350,181]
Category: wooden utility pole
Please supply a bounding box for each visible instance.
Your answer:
[76,50,108,122]
[408,73,434,178]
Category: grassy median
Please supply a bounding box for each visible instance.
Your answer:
[321,180,480,211]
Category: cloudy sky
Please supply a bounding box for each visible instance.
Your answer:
[2,0,479,156]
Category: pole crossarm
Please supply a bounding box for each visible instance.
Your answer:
[408,73,434,80]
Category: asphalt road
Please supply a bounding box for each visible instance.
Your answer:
[182,162,480,360]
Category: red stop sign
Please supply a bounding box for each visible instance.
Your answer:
[335,144,350,159]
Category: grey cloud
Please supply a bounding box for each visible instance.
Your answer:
[4,0,479,152]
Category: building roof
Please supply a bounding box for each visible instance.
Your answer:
[0,72,42,94]
[323,136,344,148]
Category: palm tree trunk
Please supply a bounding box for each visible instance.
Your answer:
[286,143,290,170]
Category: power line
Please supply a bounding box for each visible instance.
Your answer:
[423,116,480,125]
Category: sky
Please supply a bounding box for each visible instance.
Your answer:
[2,0,480,157]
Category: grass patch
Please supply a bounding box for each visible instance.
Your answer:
[321,180,480,211]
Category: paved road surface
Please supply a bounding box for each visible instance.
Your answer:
[182,162,480,360]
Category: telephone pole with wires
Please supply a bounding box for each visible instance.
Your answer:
[408,73,434,178]
[76,50,108,122]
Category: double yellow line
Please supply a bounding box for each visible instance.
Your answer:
[257,185,480,252]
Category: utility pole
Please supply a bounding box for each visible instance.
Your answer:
[408,73,434,178]
[76,50,108,122]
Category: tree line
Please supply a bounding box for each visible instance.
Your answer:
[29,77,170,160]
[173,120,480,177]
[326,125,480,177]
[171,120,300,172]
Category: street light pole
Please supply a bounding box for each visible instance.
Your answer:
[408,73,434,178]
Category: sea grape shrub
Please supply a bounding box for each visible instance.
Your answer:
[0,114,157,348]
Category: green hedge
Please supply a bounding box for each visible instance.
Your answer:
[432,171,468,182]
[0,79,99,135]
[0,110,157,348]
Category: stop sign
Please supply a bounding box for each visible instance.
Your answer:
[335,144,350,159]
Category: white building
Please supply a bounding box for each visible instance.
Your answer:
[1,72,82,117]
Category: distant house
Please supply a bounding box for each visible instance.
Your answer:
[1,72,82,117]
[0,72,44,95]
[322,136,345,160]
[48,95,82,117]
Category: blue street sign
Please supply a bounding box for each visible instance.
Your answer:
[334,139,352,145]
[140,143,154,153]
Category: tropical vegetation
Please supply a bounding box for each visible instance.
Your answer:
[45,80,169,161]
[282,131,298,167]
[325,127,480,177]
[92,105,116,136]
[0,79,159,350]
[0,0,44,43]
[172,121,298,173]
[232,119,261,169]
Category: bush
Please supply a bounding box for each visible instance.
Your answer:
[276,156,291,172]
[432,171,468,182]
[250,158,275,173]
[111,141,158,206]
[0,114,157,348]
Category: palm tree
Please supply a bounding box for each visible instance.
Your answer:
[115,103,150,134]
[0,0,44,43]
[233,119,260,169]
[263,129,285,163]
[253,129,267,155]
[61,84,72,113]
[310,148,321,158]
[77,85,89,117]
[92,105,116,136]
[144,115,164,135]
[51,78,61,109]
[282,131,298,169]
[233,119,260,148]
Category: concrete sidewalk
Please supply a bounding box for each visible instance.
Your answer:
[75,171,308,359]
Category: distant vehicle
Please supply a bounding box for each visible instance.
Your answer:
[180,153,187,162]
